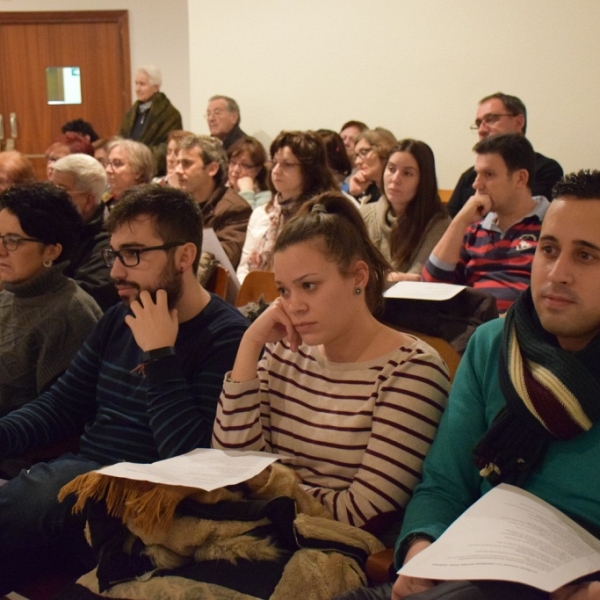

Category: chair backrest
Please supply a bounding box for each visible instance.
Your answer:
[400,328,461,381]
[205,264,229,299]
[235,270,279,307]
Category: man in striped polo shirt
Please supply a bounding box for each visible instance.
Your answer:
[421,133,549,313]
[0,185,248,591]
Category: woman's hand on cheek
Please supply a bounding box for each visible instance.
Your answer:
[247,298,302,351]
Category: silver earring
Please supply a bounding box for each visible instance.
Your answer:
[43,260,53,268]
[354,287,361,295]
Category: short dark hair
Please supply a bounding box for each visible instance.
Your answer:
[274,191,390,314]
[552,170,600,201]
[0,181,83,262]
[106,184,204,273]
[473,133,535,190]
[479,92,527,135]
[340,120,368,133]
[61,118,100,143]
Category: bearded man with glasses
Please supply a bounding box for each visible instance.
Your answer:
[447,92,563,218]
[0,184,248,592]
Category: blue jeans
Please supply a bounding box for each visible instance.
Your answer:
[0,453,101,566]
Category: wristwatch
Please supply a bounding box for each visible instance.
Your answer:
[141,346,176,363]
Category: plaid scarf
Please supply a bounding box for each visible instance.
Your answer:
[473,287,600,485]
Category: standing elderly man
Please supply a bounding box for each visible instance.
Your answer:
[176,134,251,269]
[119,65,183,176]
[447,92,563,217]
[50,153,119,310]
[206,95,247,150]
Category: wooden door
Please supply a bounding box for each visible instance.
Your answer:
[0,11,131,180]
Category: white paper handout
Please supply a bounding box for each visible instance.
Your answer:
[202,227,240,294]
[96,448,280,492]
[384,281,465,301]
[399,484,600,592]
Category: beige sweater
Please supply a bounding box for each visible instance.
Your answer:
[360,195,450,273]
[213,338,450,529]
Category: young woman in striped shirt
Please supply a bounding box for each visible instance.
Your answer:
[213,191,450,532]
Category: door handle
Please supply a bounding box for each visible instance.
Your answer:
[10,112,17,138]
[0,114,4,140]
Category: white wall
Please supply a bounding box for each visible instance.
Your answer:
[4,1,600,188]
[0,0,191,130]
[187,0,600,188]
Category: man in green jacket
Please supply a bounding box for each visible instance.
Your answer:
[119,65,182,176]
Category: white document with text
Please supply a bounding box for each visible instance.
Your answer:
[96,448,279,492]
[399,484,600,592]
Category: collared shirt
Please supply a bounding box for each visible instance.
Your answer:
[422,196,550,313]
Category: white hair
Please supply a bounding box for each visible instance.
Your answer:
[137,65,162,88]
[52,153,107,205]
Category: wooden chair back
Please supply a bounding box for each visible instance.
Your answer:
[402,329,461,382]
[235,270,279,307]
[205,264,229,300]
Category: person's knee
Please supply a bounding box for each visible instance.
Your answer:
[0,455,99,552]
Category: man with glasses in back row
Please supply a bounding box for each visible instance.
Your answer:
[0,184,249,592]
[205,95,247,150]
[447,92,563,218]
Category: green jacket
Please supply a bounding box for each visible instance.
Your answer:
[396,318,600,566]
[119,91,182,175]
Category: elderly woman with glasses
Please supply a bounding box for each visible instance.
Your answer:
[104,138,156,210]
[236,130,338,284]
[348,128,397,205]
[0,182,102,417]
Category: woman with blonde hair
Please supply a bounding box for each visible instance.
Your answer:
[348,127,396,204]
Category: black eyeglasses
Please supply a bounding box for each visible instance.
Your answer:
[102,242,185,267]
[0,234,43,251]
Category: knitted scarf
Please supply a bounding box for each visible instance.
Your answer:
[473,287,600,486]
[248,194,305,272]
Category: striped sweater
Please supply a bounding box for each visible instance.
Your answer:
[212,336,450,528]
[422,197,550,313]
[0,294,248,464]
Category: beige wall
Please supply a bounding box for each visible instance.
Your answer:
[4,0,600,188]
[187,0,600,188]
